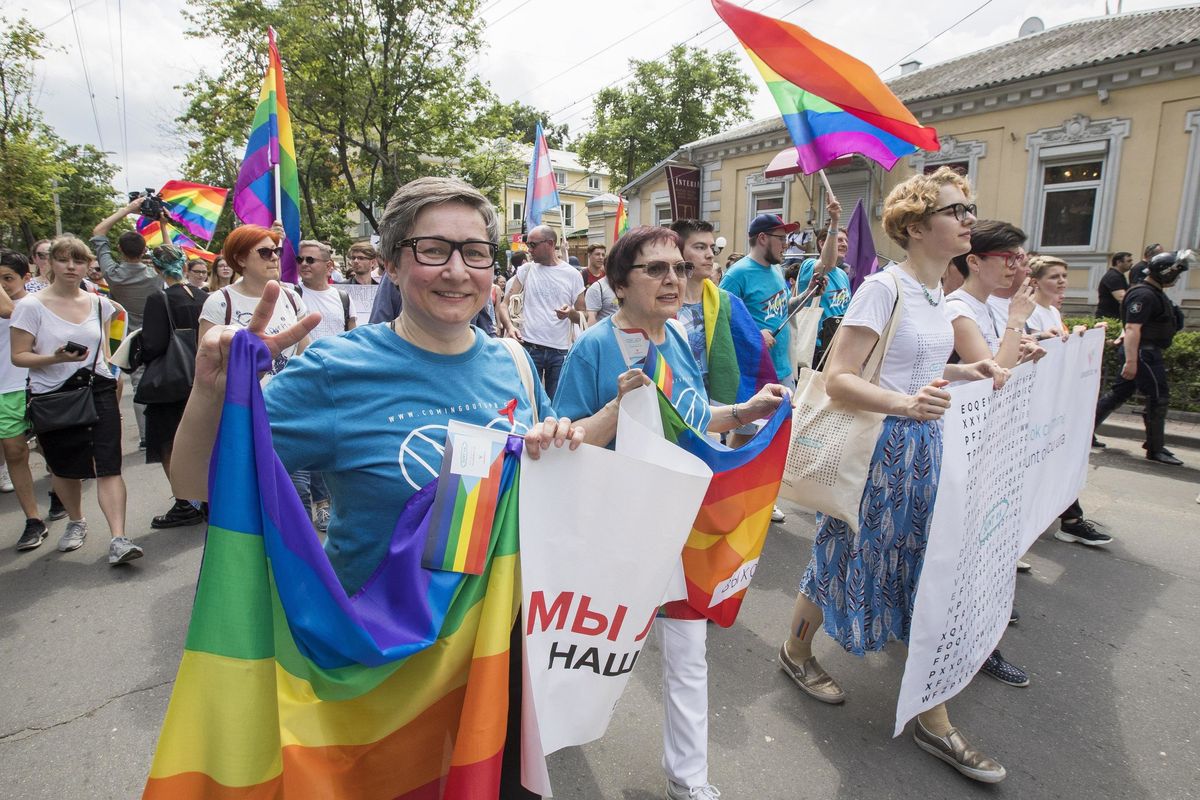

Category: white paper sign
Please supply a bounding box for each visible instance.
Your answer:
[520,384,712,787]
[894,331,1104,736]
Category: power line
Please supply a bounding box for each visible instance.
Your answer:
[103,0,130,192]
[67,0,107,152]
[117,0,130,191]
[487,0,537,27]
[879,0,1000,75]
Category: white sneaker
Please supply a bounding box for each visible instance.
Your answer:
[0,465,12,493]
[1015,558,1031,573]
[771,505,786,523]
[667,781,721,800]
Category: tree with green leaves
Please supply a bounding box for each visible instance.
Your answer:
[475,99,570,149]
[575,45,754,188]
[179,0,528,248]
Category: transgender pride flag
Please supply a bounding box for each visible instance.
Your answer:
[524,121,560,232]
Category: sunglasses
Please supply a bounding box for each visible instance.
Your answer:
[629,260,694,279]
[296,255,325,265]
[255,246,283,260]
[34,251,50,259]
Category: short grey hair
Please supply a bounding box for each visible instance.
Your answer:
[298,239,333,260]
[378,176,500,265]
[529,224,557,244]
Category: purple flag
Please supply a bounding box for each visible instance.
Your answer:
[845,198,879,293]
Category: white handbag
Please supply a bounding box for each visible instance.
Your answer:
[788,292,823,372]
[778,271,904,533]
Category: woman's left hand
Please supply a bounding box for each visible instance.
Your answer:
[524,416,586,460]
[743,383,789,420]
[964,358,1010,389]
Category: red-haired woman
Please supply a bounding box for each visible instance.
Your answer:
[199,225,309,378]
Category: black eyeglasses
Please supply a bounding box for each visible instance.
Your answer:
[629,261,694,279]
[931,203,977,222]
[254,246,283,260]
[399,237,497,269]
[296,255,324,265]
[34,251,50,259]
[188,268,209,274]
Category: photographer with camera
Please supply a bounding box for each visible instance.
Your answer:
[91,192,167,448]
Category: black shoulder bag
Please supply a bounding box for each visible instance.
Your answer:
[27,298,102,434]
[135,288,198,404]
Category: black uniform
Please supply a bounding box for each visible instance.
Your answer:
[1095,267,1128,318]
[1094,281,1183,454]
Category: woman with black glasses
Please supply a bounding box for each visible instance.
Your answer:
[554,225,786,800]
[198,225,309,379]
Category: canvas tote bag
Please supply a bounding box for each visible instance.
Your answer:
[778,271,904,533]
[788,291,823,372]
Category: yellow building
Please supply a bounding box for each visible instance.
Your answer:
[500,146,612,260]
[622,7,1200,317]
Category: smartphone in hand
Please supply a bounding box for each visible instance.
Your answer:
[62,341,88,357]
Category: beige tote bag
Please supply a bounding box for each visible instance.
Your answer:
[788,292,823,372]
[778,271,904,533]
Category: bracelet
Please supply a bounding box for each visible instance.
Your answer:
[1005,326,1024,335]
[731,403,744,424]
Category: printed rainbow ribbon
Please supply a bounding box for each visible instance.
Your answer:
[234,27,302,283]
[158,180,229,243]
[700,278,778,406]
[143,330,524,799]
[712,0,938,172]
[642,341,793,626]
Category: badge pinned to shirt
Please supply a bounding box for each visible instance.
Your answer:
[422,420,510,575]
[613,326,650,369]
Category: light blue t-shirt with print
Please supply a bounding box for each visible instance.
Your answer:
[796,260,852,346]
[720,255,791,381]
[553,317,712,442]
[264,324,553,596]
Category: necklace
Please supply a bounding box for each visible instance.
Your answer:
[917,279,942,307]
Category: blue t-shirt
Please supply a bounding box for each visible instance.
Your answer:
[264,324,553,595]
[720,256,791,381]
[796,260,852,346]
[553,318,712,442]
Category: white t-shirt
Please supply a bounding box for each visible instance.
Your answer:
[10,294,117,393]
[201,286,309,376]
[0,314,29,394]
[298,285,353,341]
[986,294,1011,325]
[945,288,1003,354]
[1026,303,1064,335]
[584,276,619,321]
[840,266,955,395]
[511,261,584,349]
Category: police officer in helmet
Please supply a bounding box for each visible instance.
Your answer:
[1093,250,1190,465]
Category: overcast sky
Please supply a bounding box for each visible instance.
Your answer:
[18,0,1187,195]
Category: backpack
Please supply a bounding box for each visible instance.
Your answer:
[223,286,304,325]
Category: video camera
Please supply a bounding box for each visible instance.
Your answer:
[129,188,165,220]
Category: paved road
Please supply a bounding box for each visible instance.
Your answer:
[0,393,1197,799]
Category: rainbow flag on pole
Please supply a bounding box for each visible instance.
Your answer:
[613,197,629,240]
[642,341,792,626]
[523,121,560,231]
[712,0,938,172]
[234,27,302,283]
[158,180,228,243]
[700,278,777,405]
[143,331,525,799]
[135,218,217,263]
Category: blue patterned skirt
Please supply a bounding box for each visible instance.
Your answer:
[799,416,942,656]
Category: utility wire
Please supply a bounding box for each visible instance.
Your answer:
[879,0,1000,75]
[117,0,130,191]
[487,0,537,27]
[67,0,107,152]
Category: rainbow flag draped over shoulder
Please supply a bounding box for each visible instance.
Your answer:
[701,278,776,405]
[642,342,792,627]
[712,0,938,172]
[144,330,524,799]
[234,27,302,283]
[159,180,228,242]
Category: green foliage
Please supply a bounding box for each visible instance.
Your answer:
[475,99,569,149]
[179,0,504,247]
[1064,316,1200,412]
[575,45,754,187]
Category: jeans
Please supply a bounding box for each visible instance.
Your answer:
[524,342,567,399]
[291,470,329,519]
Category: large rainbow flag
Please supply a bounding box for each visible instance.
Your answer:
[234,27,302,283]
[143,330,525,799]
[642,341,792,627]
[159,180,228,243]
[700,278,777,406]
[135,217,217,263]
[712,0,938,173]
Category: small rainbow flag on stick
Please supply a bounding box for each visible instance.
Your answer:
[158,180,228,243]
[712,0,938,173]
[644,344,674,397]
[234,27,302,283]
[642,341,792,626]
[424,422,509,576]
